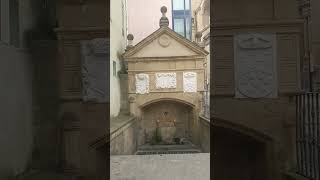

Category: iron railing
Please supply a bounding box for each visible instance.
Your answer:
[296,93,320,180]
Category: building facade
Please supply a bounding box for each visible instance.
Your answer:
[123,19,209,147]
[211,0,308,179]
[110,0,128,118]
[1,0,320,179]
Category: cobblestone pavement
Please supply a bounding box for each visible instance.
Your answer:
[111,153,210,180]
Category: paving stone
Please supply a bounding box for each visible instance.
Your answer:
[111,153,210,180]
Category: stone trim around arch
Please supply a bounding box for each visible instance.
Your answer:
[140,97,196,109]
[130,92,202,110]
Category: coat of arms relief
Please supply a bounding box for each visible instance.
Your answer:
[234,33,278,98]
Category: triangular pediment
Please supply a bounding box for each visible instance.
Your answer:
[123,27,208,59]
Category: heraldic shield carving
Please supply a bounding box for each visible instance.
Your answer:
[234,33,278,98]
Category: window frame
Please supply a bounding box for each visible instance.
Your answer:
[171,0,192,40]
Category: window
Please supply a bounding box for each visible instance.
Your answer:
[172,0,192,40]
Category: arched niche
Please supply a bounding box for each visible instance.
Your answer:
[137,100,197,146]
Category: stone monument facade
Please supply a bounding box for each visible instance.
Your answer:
[123,7,209,146]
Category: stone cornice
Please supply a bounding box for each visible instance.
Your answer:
[211,20,305,30]
[123,27,208,58]
[125,55,205,62]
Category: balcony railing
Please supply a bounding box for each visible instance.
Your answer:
[296,92,320,180]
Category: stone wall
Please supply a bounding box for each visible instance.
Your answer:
[199,116,210,152]
[110,118,137,155]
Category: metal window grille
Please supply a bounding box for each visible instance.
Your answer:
[296,93,320,180]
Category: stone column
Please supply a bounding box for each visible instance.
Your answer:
[128,96,137,116]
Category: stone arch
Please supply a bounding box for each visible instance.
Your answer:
[140,97,195,109]
[132,93,201,117]
[212,116,275,180]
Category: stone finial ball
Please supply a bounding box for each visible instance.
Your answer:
[161,6,167,13]
[127,34,134,40]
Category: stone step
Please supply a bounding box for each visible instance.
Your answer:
[135,149,201,155]
[136,143,202,155]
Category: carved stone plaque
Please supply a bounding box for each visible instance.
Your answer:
[183,72,197,92]
[81,38,109,103]
[156,73,176,89]
[234,33,277,98]
[135,73,149,94]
